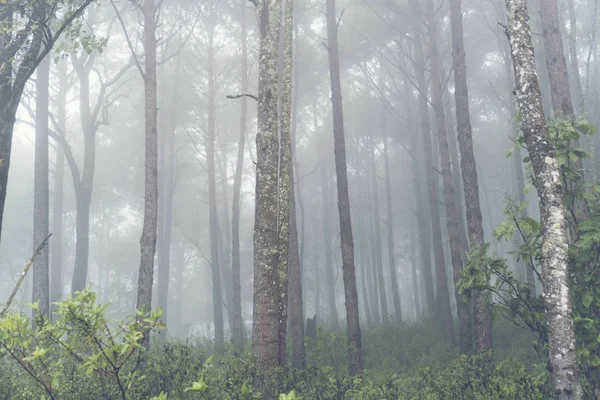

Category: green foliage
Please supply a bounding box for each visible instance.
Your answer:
[463,118,600,395]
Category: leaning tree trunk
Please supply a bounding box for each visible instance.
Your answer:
[33,55,50,319]
[409,0,454,342]
[136,0,159,348]
[505,1,583,398]
[448,0,491,353]
[427,0,470,352]
[325,0,363,376]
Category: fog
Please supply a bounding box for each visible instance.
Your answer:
[1,0,599,398]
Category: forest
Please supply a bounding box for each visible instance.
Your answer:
[1,0,600,398]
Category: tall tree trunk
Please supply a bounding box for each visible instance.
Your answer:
[325,0,363,375]
[404,77,435,314]
[505,2,583,397]
[251,0,290,395]
[367,131,389,323]
[70,55,96,294]
[409,0,454,342]
[289,172,306,371]
[540,0,588,225]
[566,0,585,115]
[276,0,293,367]
[427,0,470,352]
[410,211,420,318]
[498,3,537,294]
[33,55,50,319]
[136,0,159,348]
[157,101,175,341]
[448,0,491,353]
[207,10,225,352]
[230,0,248,352]
[320,161,339,324]
[51,61,67,307]
[383,134,401,320]
[287,0,306,369]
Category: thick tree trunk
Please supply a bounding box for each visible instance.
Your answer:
[207,12,225,351]
[136,0,159,347]
[71,190,91,293]
[448,0,491,353]
[230,0,248,352]
[505,2,583,398]
[368,132,389,323]
[252,0,290,395]
[383,134,401,320]
[325,0,363,375]
[409,0,454,342]
[427,0,470,352]
[33,55,50,319]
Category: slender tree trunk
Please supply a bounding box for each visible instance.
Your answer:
[207,11,225,351]
[505,2,583,397]
[289,171,306,371]
[51,62,67,307]
[566,0,585,114]
[33,55,50,319]
[325,0,363,376]
[404,78,435,315]
[540,0,588,225]
[383,134,401,320]
[287,0,305,368]
[409,0,454,341]
[136,0,159,347]
[70,59,96,294]
[410,211,420,318]
[448,0,491,353]
[367,132,389,323]
[320,161,339,324]
[498,3,536,294]
[427,0,470,351]
[230,0,248,352]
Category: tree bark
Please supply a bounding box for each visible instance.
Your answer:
[325,0,363,376]
[409,0,454,341]
[251,0,290,395]
[448,0,492,353]
[33,55,50,319]
[505,2,583,397]
[136,0,159,348]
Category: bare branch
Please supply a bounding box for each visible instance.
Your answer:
[227,93,258,101]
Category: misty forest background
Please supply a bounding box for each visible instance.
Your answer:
[1,0,600,398]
